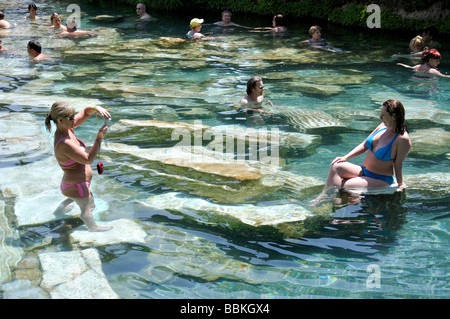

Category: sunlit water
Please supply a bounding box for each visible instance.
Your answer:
[0,0,449,299]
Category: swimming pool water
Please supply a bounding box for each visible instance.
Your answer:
[0,0,449,299]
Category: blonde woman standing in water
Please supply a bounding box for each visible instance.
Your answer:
[45,102,112,232]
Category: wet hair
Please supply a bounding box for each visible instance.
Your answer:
[222,10,231,17]
[246,76,262,95]
[409,35,424,52]
[27,40,42,53]
[45,102,75,132]
[0,11,5,20]
[28,3,37,11]
[274,14,285,27]
[50,12,59,23]
[383,99,408,135]
[421,47,441,63]
[309,25,321,36]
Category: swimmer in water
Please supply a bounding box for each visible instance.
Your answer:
[397,47,450,78]
[240,76,273,114]
[0,11,15,28]
[187,18,205,40]
[301,25,348,53]
[25,3,38,20]
[50,13,67,33]
[136,3,156,21]
[213,10,245,28]
[27,40,46,62]
[303,25,327,47]
[57,18,94,38]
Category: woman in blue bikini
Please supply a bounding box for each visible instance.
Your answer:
[314,99,411,202]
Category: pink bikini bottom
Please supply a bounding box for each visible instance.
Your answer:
[60,181,91,197]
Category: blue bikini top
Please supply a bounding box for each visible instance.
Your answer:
[366,127,399,161]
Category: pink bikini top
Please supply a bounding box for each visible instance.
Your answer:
[55,136,86,167]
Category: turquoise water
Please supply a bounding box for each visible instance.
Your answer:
[0,0,449,299]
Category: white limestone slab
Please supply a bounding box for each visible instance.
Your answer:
[70,219,147,247]
[0,157,62,198]
[1,279,49,299]
[39,248,119,299]
[141,192,312,227]
[13,189,83,227]
[0,201,24,284]
[0,92,103,111]
[0,112,52,164]
[410,128,450,156]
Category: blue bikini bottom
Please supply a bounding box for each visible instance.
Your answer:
[362,166,394,185]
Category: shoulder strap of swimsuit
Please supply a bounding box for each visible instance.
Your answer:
[54,136,69,149]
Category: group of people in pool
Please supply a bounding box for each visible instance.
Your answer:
[187,10,289,39]
[0,4,95,62]
[3,4,446,229]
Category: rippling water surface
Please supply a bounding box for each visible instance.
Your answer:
[1,0,449,299]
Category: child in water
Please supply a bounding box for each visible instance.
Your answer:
[397,47,450,78]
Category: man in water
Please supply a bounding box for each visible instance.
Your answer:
[136,3,154,20]
[213,11,244,27]
[240,76,273,114]
[0,11,12,28]
[27,40,46,62]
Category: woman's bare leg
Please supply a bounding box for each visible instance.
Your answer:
[74,195,112,232]
[325,162,363,187]
[312,162,363,205]
[53,198,75,215]
[62,184,112,232]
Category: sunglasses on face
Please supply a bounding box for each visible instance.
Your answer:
[63,114,75,121]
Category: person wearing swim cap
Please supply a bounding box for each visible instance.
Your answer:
[187,18,205,40]
[313,99,412,204]
[397,47,450,78]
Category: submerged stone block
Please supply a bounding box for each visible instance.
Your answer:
[70,219,147,247]
[279,109,346,132]
[0,112,52,165]
[141,192,313,227]
[0,201,24,284]
[410,128,450,156]
[39,248,119,299]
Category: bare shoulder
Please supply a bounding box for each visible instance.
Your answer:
[398,132,412,147]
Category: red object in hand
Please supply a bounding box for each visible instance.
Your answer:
[97,161,104,174]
